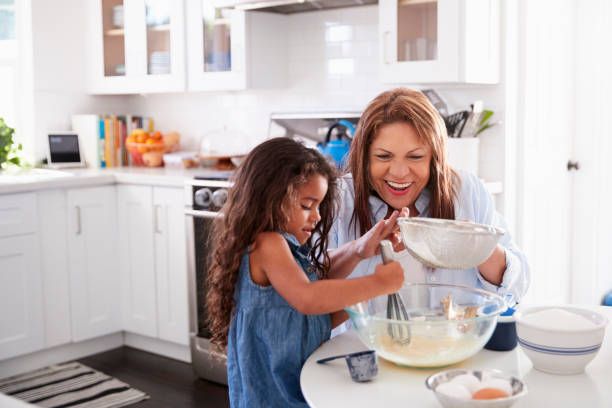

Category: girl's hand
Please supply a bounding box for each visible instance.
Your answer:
[372,261,404,294]
[353,210,401,260]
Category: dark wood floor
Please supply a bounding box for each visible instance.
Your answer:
[78,347,230,408]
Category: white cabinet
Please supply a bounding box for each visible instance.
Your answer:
[87,0,186,94]
[118,185,157,337]
[67,186,121,342]
[38,190,72,348]
[0,193,44,360]
[153,186,189,345]
[185,4,286,91]
[118,185,189,345]
[379,0,499,84]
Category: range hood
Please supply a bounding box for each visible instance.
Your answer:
[213,0,377,14]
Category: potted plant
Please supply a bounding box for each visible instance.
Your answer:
[0,117,23,170]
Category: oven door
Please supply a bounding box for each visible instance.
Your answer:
[185,208,228,385]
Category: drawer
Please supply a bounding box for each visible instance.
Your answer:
[0,193,37,237]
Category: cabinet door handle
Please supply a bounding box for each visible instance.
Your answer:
[154,205,162,234]
[383,31,391,64]
[75,206,81,235]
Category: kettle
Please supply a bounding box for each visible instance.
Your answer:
[317,120,355,168]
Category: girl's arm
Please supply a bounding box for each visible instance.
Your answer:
[251,232,404,315]
[330,310,348,328]
[326,209,408,279]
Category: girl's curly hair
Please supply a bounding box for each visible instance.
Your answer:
[205,137,339,349]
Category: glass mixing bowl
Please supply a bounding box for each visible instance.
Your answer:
[345,283,506,368]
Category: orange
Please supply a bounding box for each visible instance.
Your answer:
[150,130,163,140]
[136,134,147,143]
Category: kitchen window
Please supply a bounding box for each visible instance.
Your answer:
[0,0,16,128]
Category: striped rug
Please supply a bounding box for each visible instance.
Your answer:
[0,362,149,408]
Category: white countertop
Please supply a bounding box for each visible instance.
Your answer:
[0,167,218,194]
[0,167,504,196]
[301,306,612,408]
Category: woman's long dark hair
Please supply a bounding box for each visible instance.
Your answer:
[206,138,339,349]
[347,88,459,236]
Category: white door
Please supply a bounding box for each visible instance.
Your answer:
[515,0,575,305]
[118,185,158,337]
[67,186,121,341]
[0,234,44,360]
[154,187,189,345]
[570,0,612,305]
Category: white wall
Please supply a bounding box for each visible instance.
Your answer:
[27,0,132,163]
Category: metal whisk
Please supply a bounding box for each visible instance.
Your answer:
[380,240,411,344]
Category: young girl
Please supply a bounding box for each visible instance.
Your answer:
[206,138,403,407]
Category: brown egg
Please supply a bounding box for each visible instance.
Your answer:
[472,387,509,400]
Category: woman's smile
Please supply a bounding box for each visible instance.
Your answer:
[384,180,414,195]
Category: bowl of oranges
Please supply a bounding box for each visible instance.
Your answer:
[126,129,166,166]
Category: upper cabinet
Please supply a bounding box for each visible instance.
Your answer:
[186,3,286,91]
[87,0,285,94]
[185,1,246,90]
[379,0,499,84]
[88,0,186,94]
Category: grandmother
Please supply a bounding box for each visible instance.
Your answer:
[327,88,530,308]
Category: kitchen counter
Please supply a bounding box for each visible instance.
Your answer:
[0,167,216,194]
[301,306,612,408]
[0,167,504,195]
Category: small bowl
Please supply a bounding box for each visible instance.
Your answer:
[515,305,608,375]
[426,369,527,408]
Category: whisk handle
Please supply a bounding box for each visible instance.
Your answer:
[380,240,395,265]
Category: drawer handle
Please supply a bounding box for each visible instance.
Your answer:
[75,206,81,235]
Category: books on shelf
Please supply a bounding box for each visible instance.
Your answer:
[71,114,154,168]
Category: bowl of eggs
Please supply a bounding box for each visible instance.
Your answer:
[425,368,527,408]
[515,305,608,375]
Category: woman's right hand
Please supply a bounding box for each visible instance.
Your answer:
[373,261,404,294]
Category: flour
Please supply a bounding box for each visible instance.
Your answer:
[521,308,597,330]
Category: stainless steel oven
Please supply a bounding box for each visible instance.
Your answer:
[185,173,233,385]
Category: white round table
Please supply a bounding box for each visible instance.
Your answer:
[301,306,612,408]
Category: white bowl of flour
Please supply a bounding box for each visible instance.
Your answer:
[515,306,608,375]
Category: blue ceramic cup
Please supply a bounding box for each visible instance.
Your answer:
[485,307,517,351]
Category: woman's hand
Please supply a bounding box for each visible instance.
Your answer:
[389,207,410,252]
[353,207,410,260]
[460,219,506,285]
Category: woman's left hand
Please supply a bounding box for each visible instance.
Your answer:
[389,207,410,252]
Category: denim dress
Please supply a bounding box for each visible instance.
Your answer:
[227,232,332,408]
